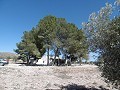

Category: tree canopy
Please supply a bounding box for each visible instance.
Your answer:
[82,1,120,87]
[15,15,88,65]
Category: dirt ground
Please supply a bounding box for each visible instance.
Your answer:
[0,64,117,90]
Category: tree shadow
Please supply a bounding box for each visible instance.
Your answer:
[46,84,109,90]
[60,84,109,90]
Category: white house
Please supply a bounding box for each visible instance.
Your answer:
[36,55,61,65]
[36,55,49,65]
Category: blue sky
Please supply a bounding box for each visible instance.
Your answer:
[0,0,115,60]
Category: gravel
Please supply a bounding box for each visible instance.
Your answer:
[0,64,117,90]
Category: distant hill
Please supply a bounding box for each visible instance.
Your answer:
[0,52,17,59]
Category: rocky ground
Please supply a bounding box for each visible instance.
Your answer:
[0,64,118,90]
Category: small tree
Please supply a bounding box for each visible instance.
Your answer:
[15,30,45,65]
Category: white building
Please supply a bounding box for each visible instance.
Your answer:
[36,55,61,65]
[36,55,49,65]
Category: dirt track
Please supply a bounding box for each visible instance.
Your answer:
[0,64,116,90]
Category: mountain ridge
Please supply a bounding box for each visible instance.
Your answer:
[0,52,17,59]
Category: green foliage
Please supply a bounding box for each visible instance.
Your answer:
[82,3,113,52]
[99,17,120,86]
[82,2,120,87]
[15,29,45,63]
[37,16,88,65]
[38,15,57,65]
[15,15,88,65]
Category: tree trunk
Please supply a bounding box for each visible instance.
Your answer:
[26,54,30,65]
[53,48,58,66]
[64,50,67,65]
[47,47,49,66]
[79,57,82,65]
